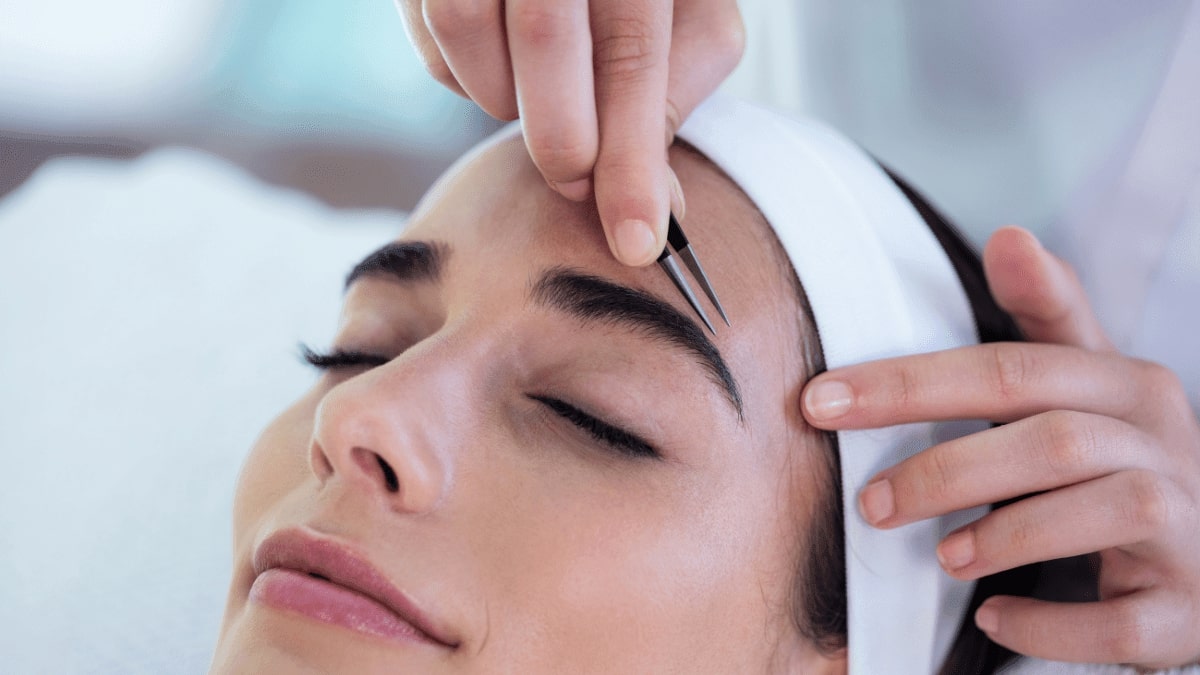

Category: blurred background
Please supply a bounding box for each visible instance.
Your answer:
[3,0,1187,236]
[0,0,499,210]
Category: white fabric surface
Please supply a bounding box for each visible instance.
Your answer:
[0,148,400,674]
[679,95,984,674]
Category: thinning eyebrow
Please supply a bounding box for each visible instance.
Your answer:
[344,241,445,290]
[530,268,744,419]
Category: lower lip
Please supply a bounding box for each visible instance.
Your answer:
[250,568,438,646]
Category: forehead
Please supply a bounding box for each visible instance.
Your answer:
[397,135,807,424]
[407,136,793,324]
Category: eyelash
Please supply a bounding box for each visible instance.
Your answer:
[527,395,659,459]
[301,344,390,370]
[300,344,659,460]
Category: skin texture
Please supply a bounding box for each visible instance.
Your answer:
[209,137,846,674]
[803,228,1200,669]
[394,1,1200,665]
[396,0,745,266]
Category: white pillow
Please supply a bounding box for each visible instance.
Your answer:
[0,148,400,674]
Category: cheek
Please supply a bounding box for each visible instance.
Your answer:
[232,389,320,537]
[473,453,801,665]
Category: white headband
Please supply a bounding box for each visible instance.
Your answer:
[677,95,988,673]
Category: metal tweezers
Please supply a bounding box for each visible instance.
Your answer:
[657,212,730,335]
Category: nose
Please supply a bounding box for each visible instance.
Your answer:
[309,345,474,513]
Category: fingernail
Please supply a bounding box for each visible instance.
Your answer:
[668,169,687,222]
[554,177,591,201]
[614,219,659,266]
[859,479,895,525]
[937,529,976,570]
[804,380,854,421]
[975,604,999,633]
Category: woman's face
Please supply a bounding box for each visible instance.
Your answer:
[211,136,842,674]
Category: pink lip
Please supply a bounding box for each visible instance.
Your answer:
[250,528,458,649]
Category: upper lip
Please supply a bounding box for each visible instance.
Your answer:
[253,527,459,648]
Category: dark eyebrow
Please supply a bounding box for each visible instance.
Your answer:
[345,241,446,290]
[530,268,744,420]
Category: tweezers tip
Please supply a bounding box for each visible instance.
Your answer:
[712,296,731,327]
[659,255,717,335]
[675,245,730,329]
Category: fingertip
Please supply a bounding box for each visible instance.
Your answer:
[595,169,670,266]
[801,378,854,425]
[610,219,661,267]
[983,226,1059,313]
[991,224,1039,247]
[983,226,1043,279]
[975,602,1000,634]
[858,478,896,527]
[592,154,670,266]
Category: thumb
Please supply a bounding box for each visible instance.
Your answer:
[982,226,1115,352]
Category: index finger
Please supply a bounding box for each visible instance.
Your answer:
[507,0,597,197]
[589,0,673,267]
[801,342,1151,429]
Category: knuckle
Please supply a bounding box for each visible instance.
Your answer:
[1038,411,1095,478]
[1003,508,1043,554]
[881,364,918,412]
[1121,470,1171,535]
[918,448,960,505]
[1138,359,1188,410]
[424,0,493,39]
[508,3,573,48]
[525,132,596,179]
[990,343,1033,403]
[594,15,661,79]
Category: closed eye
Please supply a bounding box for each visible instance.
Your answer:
[301,344,659,460]
[529,395,659,460]
[301,344,390,370]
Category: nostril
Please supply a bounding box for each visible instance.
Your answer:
[377,455,399,493]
